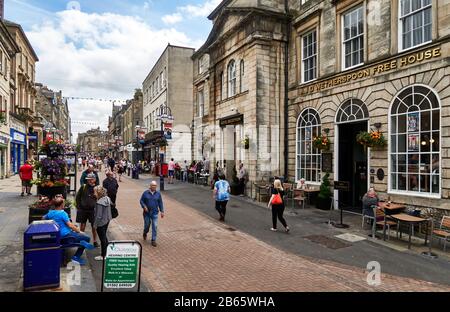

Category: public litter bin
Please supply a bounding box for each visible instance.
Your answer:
[23,220,61,291]
[161,163,168,177]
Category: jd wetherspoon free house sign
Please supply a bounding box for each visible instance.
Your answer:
[102,241,142,292]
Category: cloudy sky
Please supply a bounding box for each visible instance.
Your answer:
[6,0,221,141]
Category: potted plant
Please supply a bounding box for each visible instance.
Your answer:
[316,172,332,210]
[0,111,6,124]
[159,137,168,147]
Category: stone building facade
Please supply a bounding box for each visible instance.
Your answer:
[142,44,194,163]
[0,19,19,178]
[108,104,126,160]
[5,19,39,172]
[35,84,71,143]
[123,89,144,162]
[77,127,109,155]
[195,0,289,190]
[287,0,450,212]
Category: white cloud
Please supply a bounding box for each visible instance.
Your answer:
[162,13,183,25]
[27,9,197,141]
[180,0,223,18]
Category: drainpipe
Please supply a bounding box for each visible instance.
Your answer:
[284,0,290,180]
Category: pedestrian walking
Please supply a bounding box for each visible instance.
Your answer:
[44,197,94,265]
[102,171,119,204]
[203,157,210,174]
[19,160,34,197]
[117,162,125,182]
[182,160,188,182]
[267,179,290,233]
[80,164,100,186]
[93,186,112,261]
[108,157,116,173]
[75,173,99,248]
[213,173,230,222]
[168,158,175,184]
[140,181,165,247]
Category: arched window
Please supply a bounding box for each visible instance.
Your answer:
[296,108,321,182]
[390,85,440,196]
[336,98,369,123]
[219,72,224,101]
[240,60,245,92]
[227,60,236,97]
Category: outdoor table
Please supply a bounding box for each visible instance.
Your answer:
[295,188,319,205]
[379,202,406,241]
[389,213,430,249]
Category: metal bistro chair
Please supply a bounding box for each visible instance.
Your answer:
[432,215,450,252]
[372,207,398,240]
[282,183,294,205]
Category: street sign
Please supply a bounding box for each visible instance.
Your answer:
[334,181,350,191]
[101,241,142,292]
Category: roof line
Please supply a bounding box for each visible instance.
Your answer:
[4,19,39,61]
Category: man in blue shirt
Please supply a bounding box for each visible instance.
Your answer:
[44,197,94,265]
[140,181,165,247]
[214,174,230,222]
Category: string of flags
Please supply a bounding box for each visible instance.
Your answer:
[63,96,128,104]
[71,120,107,126]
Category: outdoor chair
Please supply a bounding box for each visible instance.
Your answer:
[292,189,305,209]
[362,205,376,228]
[283,183,294,205]
[432,216,450,252]
[372,207,397,240]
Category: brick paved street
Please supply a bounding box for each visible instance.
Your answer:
[108,174,450,292]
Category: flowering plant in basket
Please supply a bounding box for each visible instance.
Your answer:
[312,135,330,151]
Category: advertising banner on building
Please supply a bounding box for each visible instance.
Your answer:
[164,123,172,140]
[137,129,146,144]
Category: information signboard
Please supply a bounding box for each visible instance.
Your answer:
[101,241,142,292]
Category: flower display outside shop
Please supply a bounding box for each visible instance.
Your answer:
[312,135,330,151]
[356,130,387,148]
[34,158,67,178]
[31,178,70,188]
[39,138,66,156]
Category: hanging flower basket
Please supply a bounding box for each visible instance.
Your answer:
[313,135,330,151]
[159,138,168,147]
[39,139,66,157]
[241,136,250,149]
[356,131,387,149]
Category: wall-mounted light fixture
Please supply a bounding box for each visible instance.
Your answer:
[374,123,382,130]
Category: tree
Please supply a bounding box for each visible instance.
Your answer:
[76,145,81,153]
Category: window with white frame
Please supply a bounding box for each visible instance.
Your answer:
[220,72,224,100]
[390,85,440,196]
[302,30,317,83]
[198,90,204,117]
[227,60,236,97]
[239,60,245,92]
[342,5,364,69]
[399,0,432,51]
[296,108,321,183]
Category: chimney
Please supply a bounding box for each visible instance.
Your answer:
[0,0,4,20]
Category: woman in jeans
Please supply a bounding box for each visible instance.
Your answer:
[267,179,290,233]
[93,186,113,261]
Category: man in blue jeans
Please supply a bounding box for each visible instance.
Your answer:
[43,196,95,265]
[140,181,165,247]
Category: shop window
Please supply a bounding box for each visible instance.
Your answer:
[399,0,432,51]
[296,108,321,183]
[390,85,440,196]
[342,5,364,69]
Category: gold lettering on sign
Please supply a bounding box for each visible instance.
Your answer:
[300,47,442,96]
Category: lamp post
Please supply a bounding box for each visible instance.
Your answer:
[156,104,173,191]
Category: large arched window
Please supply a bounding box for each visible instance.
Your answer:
[390,85,440,196]
[296,108,321,182]
[227,60,236,97]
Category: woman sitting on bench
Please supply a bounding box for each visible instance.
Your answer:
[43,196,94,265]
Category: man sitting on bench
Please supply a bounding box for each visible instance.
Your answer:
[43,196,94,265]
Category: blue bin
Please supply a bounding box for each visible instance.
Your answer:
[23,220,61,291]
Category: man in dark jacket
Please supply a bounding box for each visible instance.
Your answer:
[103,171,119,204]
[140,181,164,247]
[80,164,99,186]
[76,173,99,247]
[108,157,116,172]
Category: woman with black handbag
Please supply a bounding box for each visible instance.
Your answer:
[267,179,290,233]
[93,186,113,261]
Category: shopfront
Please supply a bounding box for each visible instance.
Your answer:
[289,44,449,213]
[0,134,9,179]
[10,128,27,174]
